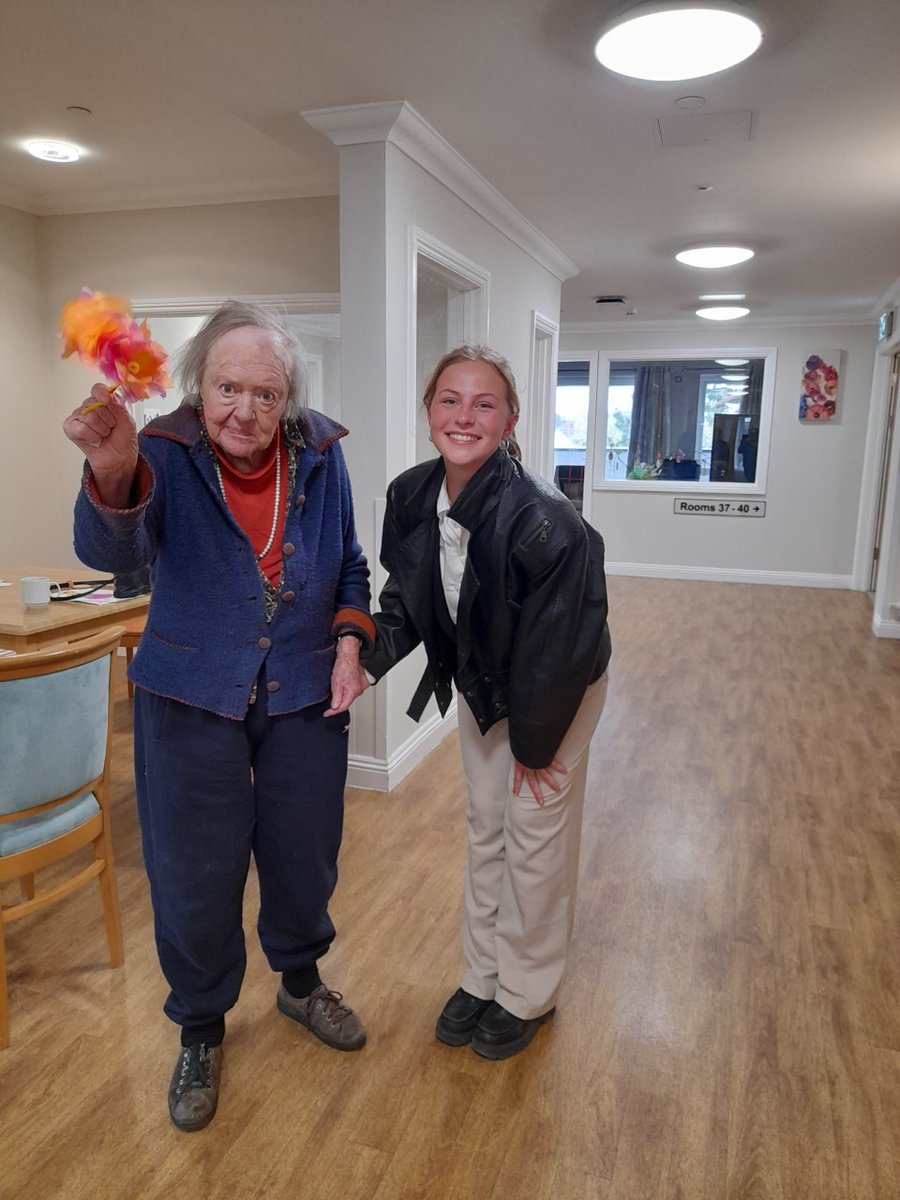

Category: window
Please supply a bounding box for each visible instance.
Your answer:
[594,350,775,491]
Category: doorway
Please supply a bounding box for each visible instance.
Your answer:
[869,351,900,594]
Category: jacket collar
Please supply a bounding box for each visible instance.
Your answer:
[446,449,514,534]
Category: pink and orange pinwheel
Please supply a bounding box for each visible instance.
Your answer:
[61,288,171,404]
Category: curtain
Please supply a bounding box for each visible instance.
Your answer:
[744,359,764,420]
[627,365,671,473]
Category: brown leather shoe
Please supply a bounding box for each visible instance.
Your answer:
[276,983,367,1051]
[167,1043,223,1132]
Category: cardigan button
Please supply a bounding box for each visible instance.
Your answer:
[283,542,295,555]
[266,680,280,693]
[257,636,271,649]
[295,494,306,508]
[282,590,296,603]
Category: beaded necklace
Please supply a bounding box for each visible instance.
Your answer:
[211,431,282,562]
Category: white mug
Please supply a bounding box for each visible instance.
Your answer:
[21,575,52,607]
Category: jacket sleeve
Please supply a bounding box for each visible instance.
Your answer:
[361,483,424,680]
[506,516,610,769]
[363,574,425,681]
[329,441,375,651]
[72,453,162,574]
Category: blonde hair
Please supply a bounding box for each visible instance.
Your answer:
[422,344,522,461]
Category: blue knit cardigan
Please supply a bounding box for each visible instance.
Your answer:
[73,404,373,719]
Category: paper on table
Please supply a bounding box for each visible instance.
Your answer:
[70,590,118,605]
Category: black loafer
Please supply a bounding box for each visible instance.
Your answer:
[435,988,493,1046]
[471,1002,555,1060]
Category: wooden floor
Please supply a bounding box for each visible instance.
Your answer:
[1,577,898,1200]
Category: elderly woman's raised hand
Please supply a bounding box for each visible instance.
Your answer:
[64,384,139,506]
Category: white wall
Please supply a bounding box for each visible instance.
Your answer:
[379,142,562,760]
[561,320,878,587]
[0,205,56,563]
[12,197,338,565]
[321,106,568,788]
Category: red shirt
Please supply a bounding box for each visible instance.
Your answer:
[210,427,288,588]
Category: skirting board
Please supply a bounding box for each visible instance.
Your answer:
[872,613,900,639]
[347,700,458,792]
[606,561,854,590]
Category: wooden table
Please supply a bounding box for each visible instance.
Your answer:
[0,567,150,653]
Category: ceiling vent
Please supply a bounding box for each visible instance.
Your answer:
[656,110,753,147]
[595,295,626,304]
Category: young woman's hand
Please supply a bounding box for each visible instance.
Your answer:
[512,757,568,806]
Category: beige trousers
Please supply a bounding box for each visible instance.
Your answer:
[457,672,608,1019]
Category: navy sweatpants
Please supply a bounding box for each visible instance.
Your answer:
[133,682,350,1035]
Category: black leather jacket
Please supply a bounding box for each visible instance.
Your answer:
[364,450,611,769]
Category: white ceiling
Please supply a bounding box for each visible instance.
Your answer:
[3,0,899,326]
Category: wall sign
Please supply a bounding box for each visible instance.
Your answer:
[674,498,766,517]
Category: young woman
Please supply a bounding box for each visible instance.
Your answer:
[363,345,611,1060]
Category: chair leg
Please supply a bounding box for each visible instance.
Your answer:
[96,829,124,968]
[0,915,9,1050]
[19,874,35,903]
[126,646,135,700]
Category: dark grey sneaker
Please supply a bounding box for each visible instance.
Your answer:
[167,1042,223,1132]
[276,983,367,1051]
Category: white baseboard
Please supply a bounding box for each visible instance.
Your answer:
[872,613,900,639]
[606,561,854,590]
[347,700,458,792]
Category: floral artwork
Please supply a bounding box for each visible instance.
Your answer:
[61,288,171,403]
[799,350,842,422]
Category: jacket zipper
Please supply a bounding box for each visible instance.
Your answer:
[521,518,552,547]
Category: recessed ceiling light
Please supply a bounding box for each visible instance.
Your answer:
[699,292,746,301]
[594,4,763,82]
[26,139,81,163]
[676,245,755,268]
[715,358,750,366]
[721,373,750,381]
[697,305,750,321]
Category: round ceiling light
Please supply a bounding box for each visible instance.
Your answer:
[699,292,746,301]
[721,372,750,380]
[697,305,750,321]
[594,5,763,82]
[676,245,754,268]
[715,358,750,366]
[26,139,81,163]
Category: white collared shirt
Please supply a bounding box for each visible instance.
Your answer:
[436,478,469,623]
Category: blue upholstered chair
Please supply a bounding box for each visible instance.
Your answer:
[0,625,125,1048]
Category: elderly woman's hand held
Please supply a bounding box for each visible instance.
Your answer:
[64,384,139,507]
[324,636,370,716]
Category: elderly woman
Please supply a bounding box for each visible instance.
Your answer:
[64,301,373,1132]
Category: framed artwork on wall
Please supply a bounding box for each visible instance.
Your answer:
[799,349,844,422]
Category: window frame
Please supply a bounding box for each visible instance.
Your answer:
[591,346,777,494]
